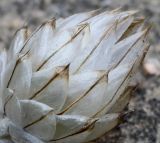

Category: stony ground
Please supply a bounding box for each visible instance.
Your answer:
[0,0,160,143]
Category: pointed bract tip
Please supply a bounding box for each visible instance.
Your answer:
[41,17,56,29]
[110,7,122,13]
[118,110,134,124]
[89,8,102,16]
[143,25,151,37]
[127,10,139,15]
[13,25,29,38]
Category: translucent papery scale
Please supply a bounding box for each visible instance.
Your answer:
[0,10,149,143]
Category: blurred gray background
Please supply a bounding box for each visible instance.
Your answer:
[0,0,160,143]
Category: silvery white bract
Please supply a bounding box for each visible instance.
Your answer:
[0,9,149,143]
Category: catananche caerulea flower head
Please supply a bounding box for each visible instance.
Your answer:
[0,9,150,143]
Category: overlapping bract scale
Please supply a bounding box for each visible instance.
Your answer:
[0,9,149,143]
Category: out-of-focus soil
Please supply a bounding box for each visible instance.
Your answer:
[0,0,160,143]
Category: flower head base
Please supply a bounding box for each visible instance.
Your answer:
[0,9,149,143]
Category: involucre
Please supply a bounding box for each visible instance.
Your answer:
[0,9,150,143]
